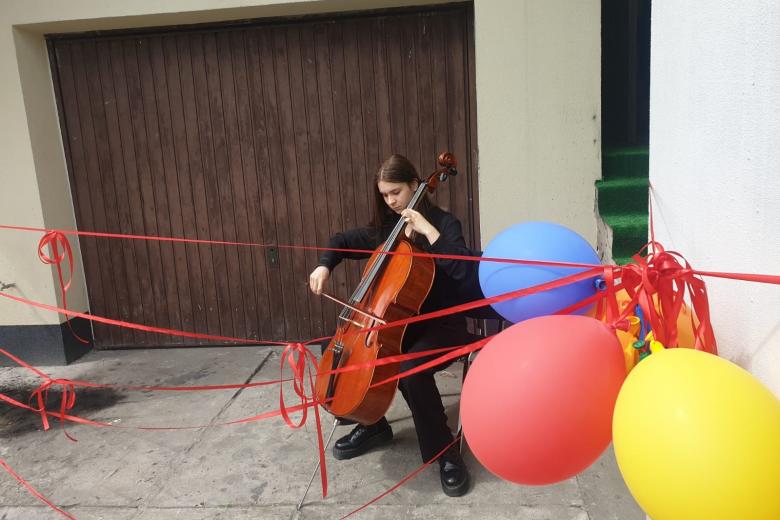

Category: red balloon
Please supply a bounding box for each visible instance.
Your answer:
[461,315,625,485]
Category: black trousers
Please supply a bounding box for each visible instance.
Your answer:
[397,315,470,461]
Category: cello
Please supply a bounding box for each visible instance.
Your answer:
[314,152,458,425]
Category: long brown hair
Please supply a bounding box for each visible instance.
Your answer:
[369,154,434,228]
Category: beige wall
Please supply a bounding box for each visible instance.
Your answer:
[474,0,601,245]
[0,0,602,326]
[0,25,67,326]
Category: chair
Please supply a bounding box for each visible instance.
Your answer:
[457,303,507,453]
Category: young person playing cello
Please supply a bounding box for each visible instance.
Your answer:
[308,154,478,497]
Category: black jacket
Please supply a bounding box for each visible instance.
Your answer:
[318,206,482,317]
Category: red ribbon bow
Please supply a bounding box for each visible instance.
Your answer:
[30,377,79,441]
[37,231,89,345]
[617,241,717,354]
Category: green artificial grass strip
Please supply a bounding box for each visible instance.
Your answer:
[613,255,637,266]
[598,145,650,264]
[600,213,648,261]
[602,213,648,231]
[596,178,649,217]
[612,235,647,258]
[595,177,650,189]
[603,146,649,156]
[602,146,649,180]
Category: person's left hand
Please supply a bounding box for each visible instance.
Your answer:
[401,209,437,238]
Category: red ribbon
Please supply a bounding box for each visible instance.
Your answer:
[339,436,461,519]
[0,224,604,269]
[0,291,286,346]
[627,186,716,352]
[0,458,75,519]
[0,348,77,438]
[615,242,718,354]
[6,221,780,518]
[30,378,78,441]
[6,224,779,358]
[302,266,606,347]
[3,223,779,283]
[37,231,89,344]
[279,342,328,498]
[0,265,604,353]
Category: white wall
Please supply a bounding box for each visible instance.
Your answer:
[650,1,780,395]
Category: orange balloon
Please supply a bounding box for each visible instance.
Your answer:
[596,289,699,348]
[674,303,699,348]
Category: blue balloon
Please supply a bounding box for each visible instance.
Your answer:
[478,222,602,323]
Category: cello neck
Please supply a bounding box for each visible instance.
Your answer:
[348,180,430,307]
[340,152,457,314]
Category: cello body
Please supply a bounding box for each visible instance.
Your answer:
[314,239,434,425]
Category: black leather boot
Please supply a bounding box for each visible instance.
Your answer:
[333,417,393,460]
[439,448,470,497]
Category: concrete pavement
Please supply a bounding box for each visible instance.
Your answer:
[0,346,645,519]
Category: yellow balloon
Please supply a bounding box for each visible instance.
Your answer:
[613,348,780,520]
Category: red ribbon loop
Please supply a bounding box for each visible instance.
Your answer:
[279,343,318,429]
[279,343,328,497]
[29,377,78,441]
[619,245,717,354]
[37,231,89,345]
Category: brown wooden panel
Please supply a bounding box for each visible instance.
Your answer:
[74,41,124,347]
[50,5,478,347]
[53,43,112,344]
[215,30,256,341]
[158,35,207,341]
[228,29,272,342]
[299,26,330,334]
[446,12,469,223]
[327,22,362,299]
[94,40,144,346]
[148,36,194,343]
[174,34,223,341]
[256,27,301,340]
[191,32,237,339]
[107,38,158,345]
[310,22,352,324]
[123,37,174,338]
[244,29,286,340]
[283,26,322,335]
[272,26,312,340]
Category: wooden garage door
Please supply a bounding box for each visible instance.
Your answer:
[48,4,478,348]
